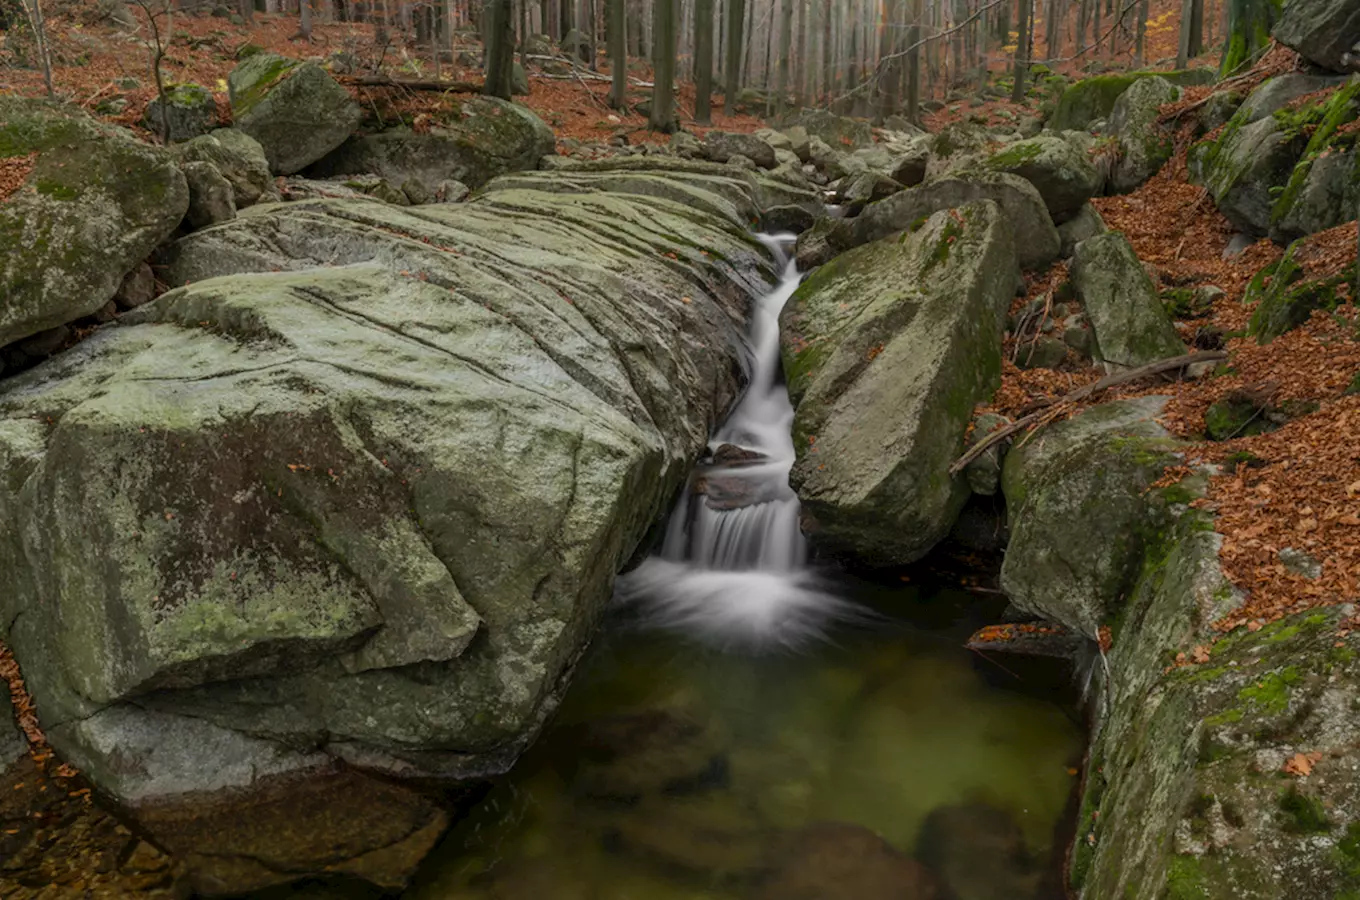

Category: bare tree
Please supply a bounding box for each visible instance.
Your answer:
[18,0,55,97]
[722,0,744,110]
[1011,0,1032,104]
[129,0,174,142]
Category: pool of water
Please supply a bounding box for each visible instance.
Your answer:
[405,575,1085,900]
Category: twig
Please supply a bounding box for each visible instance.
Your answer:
[949,350,1227,475]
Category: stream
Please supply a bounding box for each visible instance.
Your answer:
[403,239,1085,900]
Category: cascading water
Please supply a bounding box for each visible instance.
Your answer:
[615,236,858,648]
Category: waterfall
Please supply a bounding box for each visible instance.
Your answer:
[615,236,857,649]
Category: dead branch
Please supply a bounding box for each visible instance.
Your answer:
[948,350,1228,475]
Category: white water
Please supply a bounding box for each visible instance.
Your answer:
[615,236,859,649]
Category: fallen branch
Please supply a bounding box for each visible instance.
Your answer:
[948,350,1228,475]
[341,74,483,92]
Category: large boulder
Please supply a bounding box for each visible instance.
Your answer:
[980,133,1102,222]
[1047,68,1215,131]
[1108,76,1181,192]
[0,176,781,893]
[171,128,275,208]
[999,396,1183,634]
[797,170,1059,270]
[780,201,1020,566]
[142,82,217,143]
[1274,0,1360,72]
[309,96,555,193]
[704,131,777,169]
[1271,145,1359,242]
[1072,499,1360,899]
[778,108,873,150]
[1189,114,1307,236]
[227,52,362,174]
[1237,72,1350,124]
[0,97,189,349]
[1070,233,1186,370]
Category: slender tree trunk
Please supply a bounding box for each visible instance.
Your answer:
[774,0,792,114]
[1134,0,1148,65]
[875,0,898,123]
[485,0,515,97]
[723,0,745,104]
[822,0,833,103]
[905,0,921,122]
[695,0,715,120]
[793,0,806,107]
[299,0,313,38]
[650,0,678,130]
[609,0,628,106]
[1010,0,1030,104]
[742,0,755,92]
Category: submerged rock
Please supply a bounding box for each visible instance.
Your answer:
[0,97,189,349]
[0,175,781,893]
[917,802,1045,900]
[760,822,940,900]
[227,52,362,174]
[1070,233,1186,371]
[780,201,1019,566]
[1000,396,1183,635]
[310,96,555,192]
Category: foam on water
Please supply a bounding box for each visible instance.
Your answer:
[615,236,860,648]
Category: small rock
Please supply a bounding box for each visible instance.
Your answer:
[1014,336,1069,370]
[114,262,157,310]
[435,179,470,203]
[1223,233,1255,258]
[725,154,758,171]
[1278,547,1322,580]
[705,131,777,169]
[183,160,237,229]
[15,325,69,359]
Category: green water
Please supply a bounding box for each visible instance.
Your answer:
[406,580,1085,900]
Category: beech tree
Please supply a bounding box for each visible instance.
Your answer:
[484,0,515,98]
[649,0,678,130]
[694,0,714,121]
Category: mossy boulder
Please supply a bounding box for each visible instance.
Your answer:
[182,159,236,228]
[1047,68,1215,132]
[1204,393,1277,440]
[999,396,1183,634]
[798,169,1059,270]
[0,173,780,892]
[0,97,189,349]
[704,130,777,169]
[1245,237,1354,342]
[1274,0,1360,72]
[1238,73,1349,125]
[142,82,217,143]
[309,96,555,193]
[227,52,362,174]
[778,108,873,150]
[1108,76,1181,192]
[1075,520,1360,900]
[1189,113,1308,237]
[779,201,1020,566]
[1057,201,1107,256]
[1265,80,1360,242]
[1070,233,1186,370]
[171,128,274,208]
[981,133,1102,223]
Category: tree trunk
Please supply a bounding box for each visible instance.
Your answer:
[905,0,921,122]
[1010,0,1031,104]
[484,0,515,97]
[610,0,628,106]
[774,0,792,114]
[821,0,833,103]
[793,0,806,107]
[695,0,714,120]
[650,0,678,130]
[1220,0,1279,75]
[1134,0,1149,65]
[723,0,745,107]
[300,0,313,39]
[875,0,898,123]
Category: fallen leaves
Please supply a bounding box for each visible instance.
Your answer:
[0,153,38,203]
[1283,751,1323,777]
